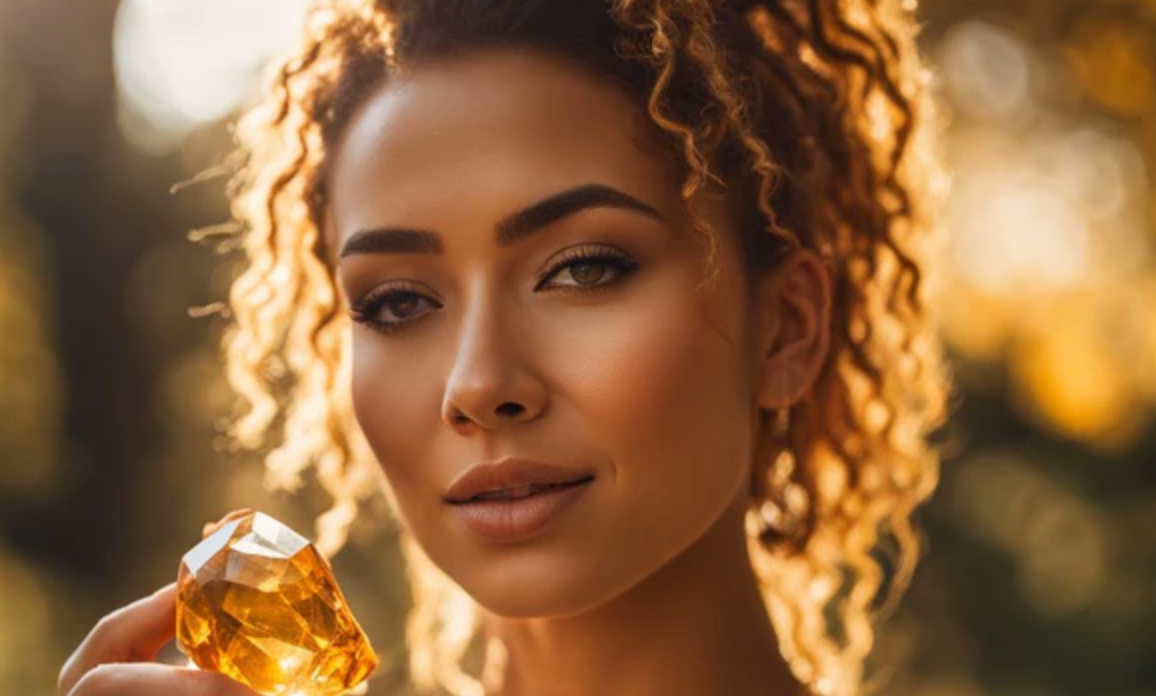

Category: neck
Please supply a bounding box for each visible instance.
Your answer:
[478,492,802,696]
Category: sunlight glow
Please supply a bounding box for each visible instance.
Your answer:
[935,20,1156,449]
[113,0,312,153]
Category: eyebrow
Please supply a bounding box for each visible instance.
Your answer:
[338,183,665,259]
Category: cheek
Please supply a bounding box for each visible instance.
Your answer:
[349,332,443,498]
[546,269,754,517]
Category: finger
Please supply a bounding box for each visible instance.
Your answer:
[67,662,261,696]
[58,583,178,696]
[201,507,256,538]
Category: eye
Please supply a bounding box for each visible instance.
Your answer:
[536,245,639,292]
[348,283,441,336]
[347,246,638,337]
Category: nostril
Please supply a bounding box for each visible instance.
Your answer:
[496,402,525,418]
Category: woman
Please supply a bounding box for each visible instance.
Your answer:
[58,0,953,695]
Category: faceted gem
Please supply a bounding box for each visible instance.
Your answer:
[175,511,379,696]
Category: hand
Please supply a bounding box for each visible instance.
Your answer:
[58,510,262,696]
[57,582,261,696]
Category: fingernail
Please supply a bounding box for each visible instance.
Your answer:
[202,508,256,538]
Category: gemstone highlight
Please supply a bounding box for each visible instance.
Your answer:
[175,510,379,696]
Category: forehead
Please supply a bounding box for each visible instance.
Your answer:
[326,47,683,239]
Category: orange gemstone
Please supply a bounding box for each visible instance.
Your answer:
[175,511,379,696]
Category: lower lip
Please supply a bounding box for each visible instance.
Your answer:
[449,480,594,543]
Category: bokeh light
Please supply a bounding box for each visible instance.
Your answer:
[2,1,1155,695]
[952,451,1108,617]
[113,0,311,153]
[935,16,1156,451]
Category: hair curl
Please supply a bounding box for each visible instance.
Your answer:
[214,0,954,694]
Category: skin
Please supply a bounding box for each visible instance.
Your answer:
[57,511,261,696]
[59,47,831,696]
[329,48,832,696]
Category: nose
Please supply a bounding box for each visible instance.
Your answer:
[441,300,547,434]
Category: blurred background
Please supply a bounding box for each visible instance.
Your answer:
[0,0,1154,694]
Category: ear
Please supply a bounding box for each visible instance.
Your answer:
[750,248,833,409]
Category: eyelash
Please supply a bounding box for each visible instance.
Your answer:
[347,245,639,336]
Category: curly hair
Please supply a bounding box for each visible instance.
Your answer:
[213,0,954,694]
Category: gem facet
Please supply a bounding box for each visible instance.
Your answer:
[176,511,379,696]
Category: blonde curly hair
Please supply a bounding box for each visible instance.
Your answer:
[213,0,954,694]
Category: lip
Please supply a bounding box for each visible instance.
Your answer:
[448,480,594,543]
[443,458,596,543]
[443,457,596,504]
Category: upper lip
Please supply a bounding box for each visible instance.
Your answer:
[443,457,596,504]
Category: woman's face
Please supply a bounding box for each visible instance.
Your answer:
[328,47,767,618]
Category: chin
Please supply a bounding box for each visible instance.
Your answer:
[469,582,602,620]
[451,545,626,620]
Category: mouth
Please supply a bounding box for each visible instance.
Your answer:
[445,472,597,543]
[442,457,598,506]
[448,476,595,505]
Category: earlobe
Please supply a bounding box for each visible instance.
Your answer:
[756,368,795,410]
